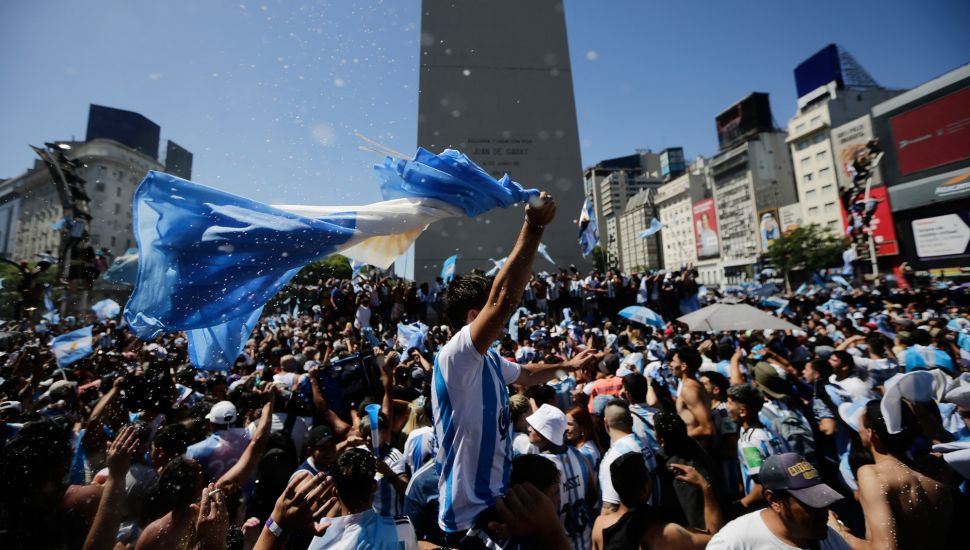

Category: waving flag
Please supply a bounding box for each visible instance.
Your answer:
[349,258,366,280]
[397,321,429,351]
[124,148,537,371]
[485,257,507,277]
[102,248,139,285]
[618,305,666,330]
[508,306,530,342]
[639,218,665,239]
[51,325,93,368]
[441,254,458,283]
[578,196,599,257]
[537,243,555,265]
[91,298,121,321]
[43,285,59,325]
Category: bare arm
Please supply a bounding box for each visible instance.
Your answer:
[217,387,275,488]
[307,367,351,439]
[515,349,595,387]
[728,348,745,386]
[469,193,555,354]
[831,465,896,550]
[83,426,139,550]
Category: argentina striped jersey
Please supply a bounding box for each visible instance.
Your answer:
[432,325,521,533]
[404,426,435,475]
[543,447,597,550]
[737,425,789,495]
[599,433,658,506]
[307,508,418,550]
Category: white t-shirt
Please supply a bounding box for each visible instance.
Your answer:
[599,433,657,505]
[308,509,418,550]
[708,509,851,549]
[432,325,521,533]
[355,304,372,330]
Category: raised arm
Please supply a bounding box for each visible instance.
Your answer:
[217,385,276,488]
[83,426,139,550]
[728,347,745,386]
[307,366,352,439]
[515,349,596,387]
[470,193,555,354]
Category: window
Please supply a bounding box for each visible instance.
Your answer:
[795,123,806,133]
[111,236,116,247]
[800,157,811,167]
[806,189,817,200]
[821,184,834,194]
[824,202,836,213]
[827,220,839,229]
[808,206,819,216]
[95,181,106,192]
[819,166,830,177]
[116,186,122,197]
[810,116,822,125]
[804,173,814,182]
[816,151,827,161]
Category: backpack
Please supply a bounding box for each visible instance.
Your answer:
[760,403,816,463]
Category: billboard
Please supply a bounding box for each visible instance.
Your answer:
[889,86,970,177]
[832,115,882,189]
[840,185,899,256]
[794,44,842,98]
[778,204,803,234]
[165,140,193,180]
[715,93,774,151]
[86,104,161,160]
[758,209,781,252]
[910,212,970,260]
[693,198,720,259]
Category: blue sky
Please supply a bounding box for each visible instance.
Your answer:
[1,0,967,206]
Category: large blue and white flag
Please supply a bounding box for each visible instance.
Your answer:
[51,325,94,368]
[639,218,665,239]
[124,148,538,371]
[91,299,121,321]
[578,196,599,257]
[397,321,429,351]
[349,258,366,280]
[441,254,458,283]
[485,257,507,277]
[537,243,555,266]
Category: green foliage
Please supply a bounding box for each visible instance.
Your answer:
[764,224,847,275]
[291,254,352,285]
[590,245,606,273]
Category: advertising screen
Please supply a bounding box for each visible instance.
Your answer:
[778,204,803,234]
[832,115,881,189]
[889,86,970,176]
[715,93,773,151]
[693,198,720,259]
[841,186,899,256]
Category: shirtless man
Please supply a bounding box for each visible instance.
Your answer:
[828,400,952,550]
[670,347,714,444]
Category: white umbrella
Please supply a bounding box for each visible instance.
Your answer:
[677,303,800,332]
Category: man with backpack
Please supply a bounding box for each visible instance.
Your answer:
[725,384,789,514]
[751,362,816,465]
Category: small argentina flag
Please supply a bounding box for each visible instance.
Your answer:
[51,325,94,368]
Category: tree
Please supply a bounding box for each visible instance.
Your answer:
[763,224,847,292]
[589,245,606,273]
[290,255,352,286]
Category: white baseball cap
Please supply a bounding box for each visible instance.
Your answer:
[526,404,567,446]
[205,401,237,425]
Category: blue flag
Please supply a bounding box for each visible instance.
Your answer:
[91,299,121,321]
[441,254,458,283]
[639,217,665,239]
[578,196,599,257]
[123,148,538,371]
[51,325,93,368]
[508,307,530,342]
[485,257,507,277]
[397,322,429,351]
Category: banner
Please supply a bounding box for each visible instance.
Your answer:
[758,209,781,252]
[692,198,720,259]
[840,185,899,256]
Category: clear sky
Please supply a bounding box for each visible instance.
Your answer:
[1,0,968,206]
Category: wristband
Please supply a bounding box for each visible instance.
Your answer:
[265,517,284,538]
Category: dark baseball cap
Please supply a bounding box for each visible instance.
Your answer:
[306,426,335,448]
[753,361,790,400]
[760,453,842,509]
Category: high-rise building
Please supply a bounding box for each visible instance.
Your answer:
[872,63,970,272]
[787,45,902,234]
[412,0,586,282]
[711,93,798,283]
[656,166,702,272]
[584,151,664,268]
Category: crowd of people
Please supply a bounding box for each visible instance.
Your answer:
[1,192,969,549]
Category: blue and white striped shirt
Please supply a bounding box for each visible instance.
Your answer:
[737,425,789,495]
[308,509,418,550]
[543,447,596,550]
[433,325,521,533]
[599,433,658,506]
[403,426,435,475]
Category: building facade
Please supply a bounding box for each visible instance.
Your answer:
[616,187,661,272]
[5,139,164,261]
[872,63,970,272]
[656,169,699,271]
